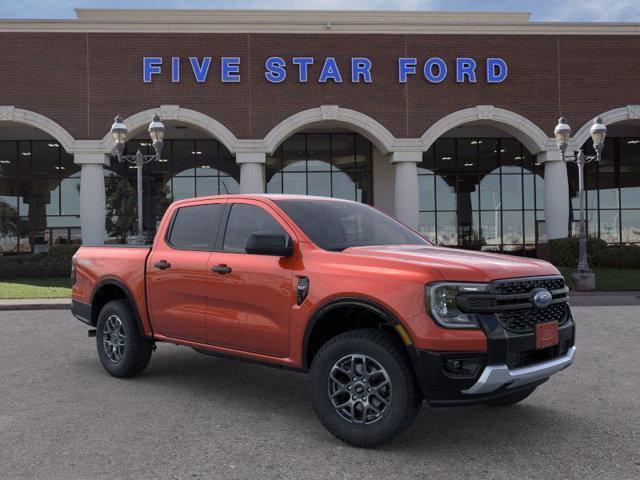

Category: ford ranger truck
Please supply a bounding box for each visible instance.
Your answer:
[71,194,575,447]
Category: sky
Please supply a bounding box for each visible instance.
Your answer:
[0,0,639,22]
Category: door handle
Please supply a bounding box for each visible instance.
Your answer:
[211,264,232,274]
[153,260,171,270]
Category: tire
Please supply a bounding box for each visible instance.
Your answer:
[484,386,537,407]
[309,328,421,448]
[96,299,153,378]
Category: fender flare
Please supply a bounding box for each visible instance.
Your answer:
[90,278,151,337]
[301,297,426,387]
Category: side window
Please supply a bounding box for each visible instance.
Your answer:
[223,203,287,253]
[167,203,223,251]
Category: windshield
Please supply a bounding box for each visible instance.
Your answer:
[274,199,430,251]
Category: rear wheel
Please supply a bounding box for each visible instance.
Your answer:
[96,299,153,378]
[484,386,537,407]
[309,329,421,448]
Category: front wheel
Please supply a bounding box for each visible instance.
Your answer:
[309,329,421,448]
[96,299,153,378]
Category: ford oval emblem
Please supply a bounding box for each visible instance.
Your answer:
[531,288,553,309]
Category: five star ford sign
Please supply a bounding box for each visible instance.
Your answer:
[142,56,508,84]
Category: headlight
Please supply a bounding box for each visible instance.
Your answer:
[426,282,488,329]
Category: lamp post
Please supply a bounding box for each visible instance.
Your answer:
[111,114,165,244]
[553,116,607,282]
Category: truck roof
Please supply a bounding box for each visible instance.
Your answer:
[170,193,355,207]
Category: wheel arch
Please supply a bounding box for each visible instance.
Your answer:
[90,278,149,337]
[302,297,426,383]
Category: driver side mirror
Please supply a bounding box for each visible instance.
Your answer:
[245,232,293,257]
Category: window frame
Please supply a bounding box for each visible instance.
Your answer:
[417,137,543,252]
[219,201,293,255]
[265,132,374,204]
[164,200,226,252]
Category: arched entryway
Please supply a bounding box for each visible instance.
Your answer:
[419,107,553,253]
[418,129,544,253]
[105,121,239,243]
[266,131,374,204]
[0,109,79,253]
[570,108,640,244]
[263,106,396,211]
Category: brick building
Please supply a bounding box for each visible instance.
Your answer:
[0,9,638,252]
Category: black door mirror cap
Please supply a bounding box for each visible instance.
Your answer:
[245,232,293,257]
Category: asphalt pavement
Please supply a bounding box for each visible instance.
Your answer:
[1,306,639,480]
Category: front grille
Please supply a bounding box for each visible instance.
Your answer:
[467,297,494,309]
[497,302,568,334]
[457,276,570,334]
[493,277,566,295]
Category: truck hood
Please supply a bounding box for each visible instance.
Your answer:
[342,245,559,282]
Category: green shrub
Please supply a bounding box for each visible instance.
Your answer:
[549,237,640,269]
[598,245,640,269]
[0,246,77,280]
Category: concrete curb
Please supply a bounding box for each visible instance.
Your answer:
[0,299,71,311]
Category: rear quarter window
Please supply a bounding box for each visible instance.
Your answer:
[167,203,223,251]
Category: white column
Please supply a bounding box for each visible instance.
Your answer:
[236,152,266,194]
[538,151,569,240]
[75,153,108,246]
[391,151,422,228]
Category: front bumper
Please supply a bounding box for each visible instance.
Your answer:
[417,306,576,406]
[461,345,575,395]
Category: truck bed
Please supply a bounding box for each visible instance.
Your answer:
[72,245,153,334]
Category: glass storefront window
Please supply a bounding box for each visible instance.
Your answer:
[570,136,640,244]
[501,174,523,210]
[621,175,640,208]
[266,133,373,204]
[0,178,20,253]
[621,210,640,243]
[106,138,240,243]
[418,137,543,252]
[0,140,80,253]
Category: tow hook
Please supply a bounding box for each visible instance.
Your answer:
[88,329,96,338]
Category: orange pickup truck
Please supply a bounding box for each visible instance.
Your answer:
[71,194,575,447]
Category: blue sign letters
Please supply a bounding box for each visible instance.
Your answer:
[221,57,241,83]
[456,58,477,83]
[486,58,508,83]
[190,57,211,83]
[319,57,342,83]
[398,58,417,83]
[292,57,314,82]
[424,57,447,83]
[351,58,372,83]
[143,57,162,83]
[265,57,287,83]
[144,55,508,84]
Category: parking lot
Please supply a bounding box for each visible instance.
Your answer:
[1,305,639,480]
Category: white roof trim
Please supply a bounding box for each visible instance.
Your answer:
[0,9,638,34]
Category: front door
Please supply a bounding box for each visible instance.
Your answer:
[147,200,225,342]
[205,201,295,358]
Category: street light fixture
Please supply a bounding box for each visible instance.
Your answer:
[110,114,165,244]
[553,116,607,285]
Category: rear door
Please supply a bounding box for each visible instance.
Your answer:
[205,200,296,357]
[147,200,225,342]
